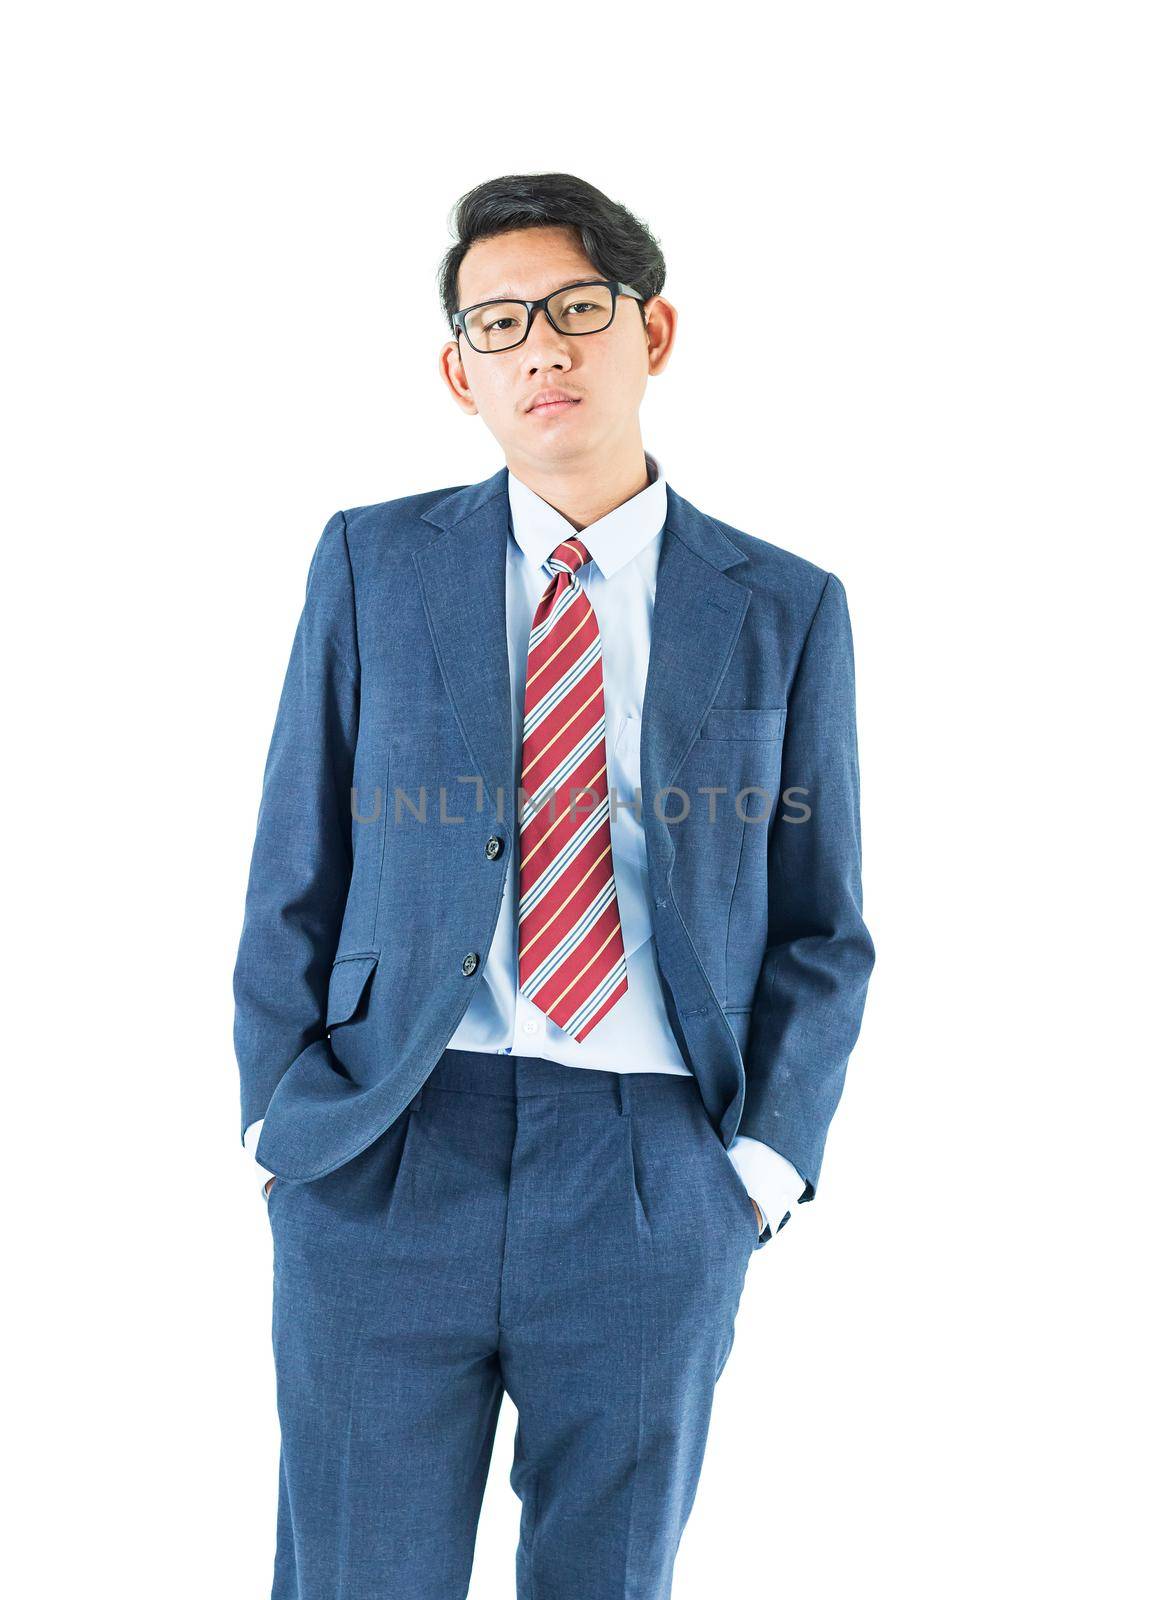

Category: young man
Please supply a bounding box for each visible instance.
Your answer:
[233,172,874,1599]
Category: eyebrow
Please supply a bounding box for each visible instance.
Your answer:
[470,278,598,305]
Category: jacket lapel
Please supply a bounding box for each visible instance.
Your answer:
[414,467,515,824]
[640,484,751,885]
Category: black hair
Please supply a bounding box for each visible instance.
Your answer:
[438,172,666,328]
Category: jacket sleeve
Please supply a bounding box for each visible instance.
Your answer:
[739,571,875,1199]
[232,510,360,1142]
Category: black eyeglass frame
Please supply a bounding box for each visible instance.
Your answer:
[450,279,646,353]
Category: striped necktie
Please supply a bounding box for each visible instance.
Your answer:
[517,536,628,1041]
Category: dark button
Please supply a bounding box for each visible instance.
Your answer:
[484,835,503,860]
[462,951,480,977]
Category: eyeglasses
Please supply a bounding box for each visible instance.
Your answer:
[451,279,646,354]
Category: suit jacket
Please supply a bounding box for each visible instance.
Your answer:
[232,464,875,1192]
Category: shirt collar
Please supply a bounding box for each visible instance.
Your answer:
[507,450,667,580]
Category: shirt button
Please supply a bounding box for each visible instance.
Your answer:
[461,951,479,976]
[484,835,504,860]
[522,1018,539,1035]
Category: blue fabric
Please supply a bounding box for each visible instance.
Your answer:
[233,464,874,1200]
[266,1048,761,1599]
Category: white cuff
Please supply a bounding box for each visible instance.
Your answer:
[244,1118,274,1182]
[724,1135,807,1238]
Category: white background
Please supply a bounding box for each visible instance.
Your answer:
[5,3,1149,1595]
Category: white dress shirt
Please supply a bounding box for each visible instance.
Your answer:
[250,451,806,1238]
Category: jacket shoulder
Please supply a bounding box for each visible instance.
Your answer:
[710,515,825,585]
[704,512,835,606]
[338,484,469,552]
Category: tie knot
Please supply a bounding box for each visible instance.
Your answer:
[547,537,593,581]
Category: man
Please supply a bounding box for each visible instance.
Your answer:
[233,171,874,1600]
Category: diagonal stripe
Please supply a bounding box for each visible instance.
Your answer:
[530,902,624,1016]
[517,536,628,1042]
[566,954,628,1035]
[571,969,629,1041]
[521,727,606,828]
[521,682,604,787]
[519,793,609,916]
[525,607,598,706]
[523,637,602,740]
[520,838,615,976]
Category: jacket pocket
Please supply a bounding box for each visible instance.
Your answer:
[699,1115,763,1248]
[326,952,379,1027]
[700,706,786,741]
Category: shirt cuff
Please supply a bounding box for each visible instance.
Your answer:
[724,1135,807,1238]
[244,1118,274,1180]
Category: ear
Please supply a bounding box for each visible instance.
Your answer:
[643,296,677,375]
[439,338,478,415]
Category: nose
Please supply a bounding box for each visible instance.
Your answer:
[519,305,572,375]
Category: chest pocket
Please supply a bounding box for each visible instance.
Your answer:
[698,706,785,743]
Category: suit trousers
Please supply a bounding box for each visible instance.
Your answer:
[265,1046,759,1599]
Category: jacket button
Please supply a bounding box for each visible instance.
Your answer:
[484,835,503,860]
[462,951,480,976]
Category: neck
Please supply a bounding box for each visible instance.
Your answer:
[505,435,651,532]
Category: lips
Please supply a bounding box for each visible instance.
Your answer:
[526,390,582,414]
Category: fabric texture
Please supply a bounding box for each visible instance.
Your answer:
[266,1048,760,1600]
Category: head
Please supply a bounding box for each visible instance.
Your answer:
[438,173,676,480]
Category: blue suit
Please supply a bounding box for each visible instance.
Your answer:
[235,463,872,1186]
[233,463,874,1597]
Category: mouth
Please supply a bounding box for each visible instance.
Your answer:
[527,396,582,417]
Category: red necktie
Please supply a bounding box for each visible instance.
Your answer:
[517,537,628,1041]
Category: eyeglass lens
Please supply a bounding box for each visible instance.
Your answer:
[462,283,615,352]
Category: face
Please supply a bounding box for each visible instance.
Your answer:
[439,225,676,475]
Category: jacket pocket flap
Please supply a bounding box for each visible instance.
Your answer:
[326,953,379,1027]
[701,706,785,741]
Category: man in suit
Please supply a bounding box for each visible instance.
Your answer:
[233,172,874,1600]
